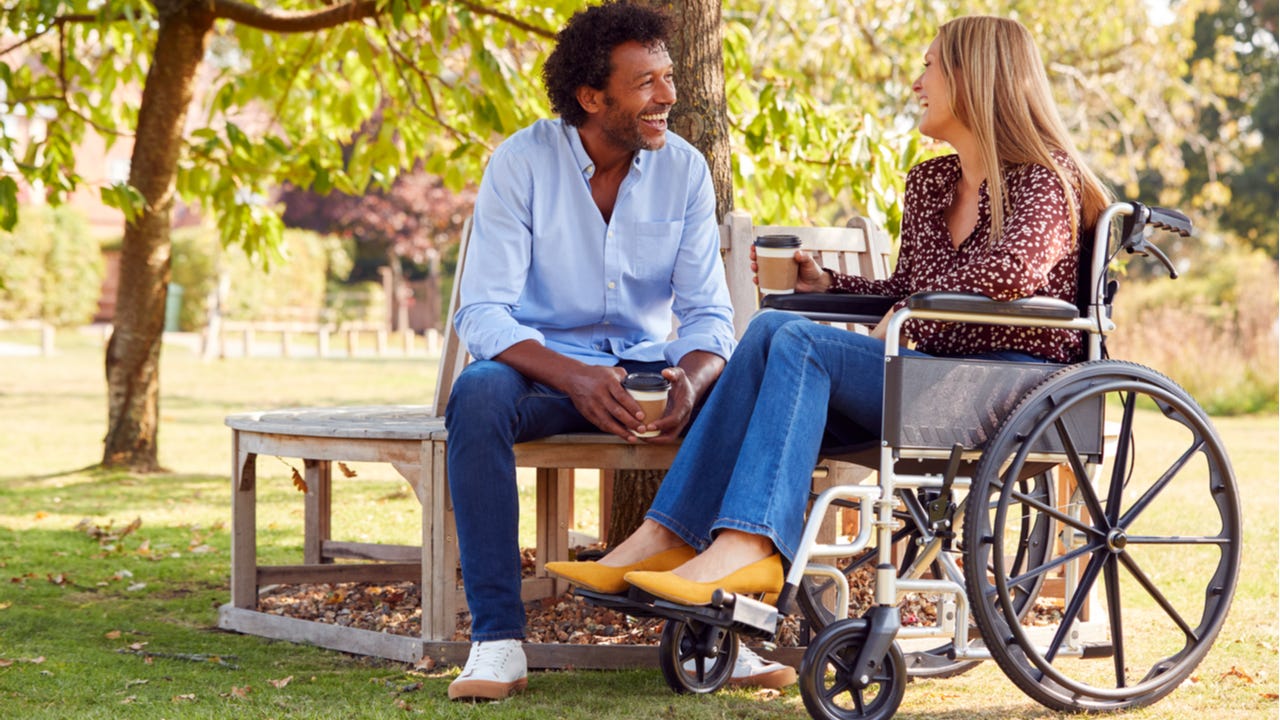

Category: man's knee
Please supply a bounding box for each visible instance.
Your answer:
[446,361,526,429]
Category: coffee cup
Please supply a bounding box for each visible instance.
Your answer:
[754,234,802,294]
[622,372,670,438]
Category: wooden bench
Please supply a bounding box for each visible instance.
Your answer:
[217,210,892,668]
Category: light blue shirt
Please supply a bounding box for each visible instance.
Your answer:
[455,119,736,367]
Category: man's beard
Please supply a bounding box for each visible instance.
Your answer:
[601,96,666,152]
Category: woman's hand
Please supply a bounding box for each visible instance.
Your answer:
[749,246,831,293]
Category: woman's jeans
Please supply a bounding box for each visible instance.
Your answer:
[445,358,667,642]
[646,310,1046,564]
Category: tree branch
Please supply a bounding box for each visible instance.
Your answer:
[210,0,379,33]
[453,0,555,38]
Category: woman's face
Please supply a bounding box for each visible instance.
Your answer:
[912,35,961,141]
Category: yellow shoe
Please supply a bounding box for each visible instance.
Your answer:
[545,546,696,595]
[624,554,784,606]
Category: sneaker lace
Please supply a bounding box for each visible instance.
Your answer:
[462,641,513,678]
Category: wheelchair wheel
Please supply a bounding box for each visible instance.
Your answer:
[799,618,906,720]
[796,481,1052,679]
[963,361,1240,712]
[657,618,737,694]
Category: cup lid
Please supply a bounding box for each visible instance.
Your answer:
[623,372,670,391]
[754,234,801,248]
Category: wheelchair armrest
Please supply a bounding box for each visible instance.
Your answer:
[760,293,899,324]
[906,292,1080,321]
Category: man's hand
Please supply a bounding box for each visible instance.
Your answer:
[749,246,831,293]
[562,364,645,440]
[634,366,695,442]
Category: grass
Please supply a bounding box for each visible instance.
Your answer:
[0,327,1276,719]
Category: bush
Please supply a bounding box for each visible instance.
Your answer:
[0,205,104,327]
[1108,243,1279,415]
[170,225,359,330]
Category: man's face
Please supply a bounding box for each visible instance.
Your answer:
[596,40,676,152]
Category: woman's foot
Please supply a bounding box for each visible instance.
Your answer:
[544,520,693,594]
[623,531,782,605]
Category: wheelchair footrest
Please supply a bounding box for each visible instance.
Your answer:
[574,589,781,640]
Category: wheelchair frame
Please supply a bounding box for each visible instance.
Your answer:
[579,202,1240,719]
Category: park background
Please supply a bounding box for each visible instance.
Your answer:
[2,0,1278,717]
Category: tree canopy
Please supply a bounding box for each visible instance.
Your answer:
[1,0,1273,468]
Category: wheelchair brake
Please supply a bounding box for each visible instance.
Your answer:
[925,443,965,551]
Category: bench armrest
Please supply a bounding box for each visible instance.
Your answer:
[759,293,899,325]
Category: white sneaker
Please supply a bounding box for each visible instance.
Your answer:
[728,645,797,689]
[448,639,528,701]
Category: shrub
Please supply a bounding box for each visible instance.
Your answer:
[170,225,358,330]
[1108,243,1278,415]
[0,205,104,327]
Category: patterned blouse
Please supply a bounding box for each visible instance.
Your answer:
[829,153,1084,363]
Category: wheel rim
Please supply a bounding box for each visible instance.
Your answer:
[967,363,1240,710]
[658,619,737,694]
[799,619,905,720]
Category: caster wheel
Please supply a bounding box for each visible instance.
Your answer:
[799,618,906,720]
[658,618,737,694]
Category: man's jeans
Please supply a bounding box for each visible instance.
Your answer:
[646,310,1047,564]
[445,358,667,641]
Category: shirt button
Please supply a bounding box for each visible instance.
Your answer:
[608,281,616,289]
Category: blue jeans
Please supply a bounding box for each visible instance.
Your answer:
[445,358,668,641]
[646,310,1046,564]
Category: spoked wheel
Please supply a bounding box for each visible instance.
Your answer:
[963,361,1240,712]
[657,618,738,694]
[799,618,906,720]
[796,482,1052,679]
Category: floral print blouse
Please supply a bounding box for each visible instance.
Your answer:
[829,153,1084,363]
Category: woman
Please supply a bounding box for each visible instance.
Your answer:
[547,15,1112,606]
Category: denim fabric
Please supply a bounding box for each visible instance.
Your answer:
[646,310,1047,563]
[445,358,667,641]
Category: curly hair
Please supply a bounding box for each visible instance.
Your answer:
[542,2,673,127]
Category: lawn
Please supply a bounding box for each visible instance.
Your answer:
[1,327,1276,719]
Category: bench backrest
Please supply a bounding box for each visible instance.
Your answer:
[430,210,893,416]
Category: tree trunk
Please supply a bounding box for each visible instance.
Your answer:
[102,4,214,471]
[659,0,733,219]
[606,0,732,543]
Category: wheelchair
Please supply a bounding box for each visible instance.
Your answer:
[577,201,1241,718]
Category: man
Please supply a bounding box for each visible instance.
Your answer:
[444,0,793,701]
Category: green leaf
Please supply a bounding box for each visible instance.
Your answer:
[0,176,18,232]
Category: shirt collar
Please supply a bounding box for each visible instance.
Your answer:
[562,120,648,180]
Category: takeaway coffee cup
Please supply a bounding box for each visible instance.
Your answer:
[622,372,670,438]
[754,234,802,294]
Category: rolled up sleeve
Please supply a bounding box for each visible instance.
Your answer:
[664,162,736,366]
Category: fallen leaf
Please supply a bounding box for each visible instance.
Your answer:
[29,656,45,664]
[0,659,12,667]
[268,675,293,689]
[0,602,10,610]
[105,630,122,639]
[394,698,411,710]
[120,696,136,704]
[338,462,357,478]
[47,573,67,586]
[34,511,47,520]
[172,693,196,702]
[291,467,308,493]
[1221,666,1256,683]
[126,582,147,592]
[411,656,436,672]
[129,642,149,651]
[752,688,782,700]
[230,685,251,698]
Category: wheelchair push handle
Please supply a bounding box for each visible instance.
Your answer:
[1116,201,1189,280]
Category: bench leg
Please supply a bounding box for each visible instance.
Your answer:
[303,459,332,565]
[536,468,573,597]
[230,433,258,609]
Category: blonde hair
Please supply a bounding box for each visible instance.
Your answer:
[935,16,1111,245]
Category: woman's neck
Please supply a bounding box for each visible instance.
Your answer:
[947,133,986,194]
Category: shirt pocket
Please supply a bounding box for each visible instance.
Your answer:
[629,221,682,282]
